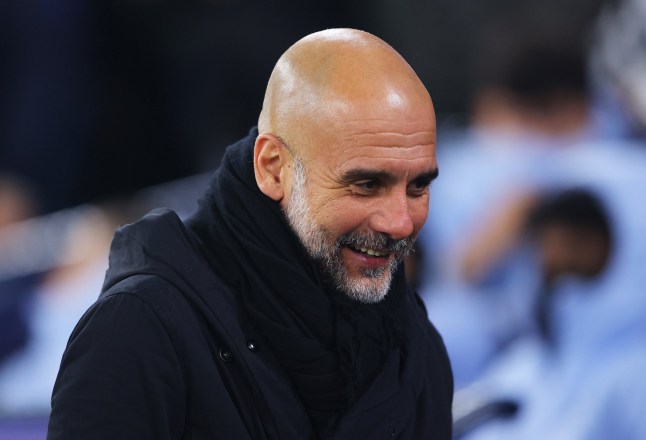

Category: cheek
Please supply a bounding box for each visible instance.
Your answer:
[333,205,369,233]
[316,196,431,237]
[410,198,430,236]
[312,197,371,234]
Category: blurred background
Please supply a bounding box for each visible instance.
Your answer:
[1,0,645,438]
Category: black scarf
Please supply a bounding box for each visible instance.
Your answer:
[187,128,409,437]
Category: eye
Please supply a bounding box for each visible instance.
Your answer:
[358,180,377,190]
[353,180,379,195]
[408,176,432,197]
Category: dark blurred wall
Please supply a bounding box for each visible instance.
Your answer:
[0,0,355,213]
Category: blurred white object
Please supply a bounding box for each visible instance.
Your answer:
[590,0,646,131]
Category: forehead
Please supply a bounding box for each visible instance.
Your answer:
[311,117,437,174]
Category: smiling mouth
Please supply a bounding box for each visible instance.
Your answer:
[348,245,389,258]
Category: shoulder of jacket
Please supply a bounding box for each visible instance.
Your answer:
[96,274,196,330]
[101,273,177,303]
[98,272,236,332]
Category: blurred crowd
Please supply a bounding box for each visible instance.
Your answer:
[1,0,645,438]
[414,0,646,438]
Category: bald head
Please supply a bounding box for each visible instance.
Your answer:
[258,29,433,151]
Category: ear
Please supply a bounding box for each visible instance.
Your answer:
[253,133,290,202]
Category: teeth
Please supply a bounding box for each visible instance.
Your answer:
[358,247,384,257]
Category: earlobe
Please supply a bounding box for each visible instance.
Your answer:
[254,133,286,202]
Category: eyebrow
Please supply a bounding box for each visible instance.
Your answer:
[340,167,439,185]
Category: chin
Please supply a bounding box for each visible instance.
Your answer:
[338,272,392,304]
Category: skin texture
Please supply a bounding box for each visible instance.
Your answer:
[253,28,438,301]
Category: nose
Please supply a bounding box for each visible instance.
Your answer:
[369,191,415,241]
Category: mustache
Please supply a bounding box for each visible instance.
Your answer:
[337,231,413,256]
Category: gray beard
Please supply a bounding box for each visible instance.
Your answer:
[283,157,412,303]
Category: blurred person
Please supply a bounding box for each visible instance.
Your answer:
[527,189,612,344]
[0,173,39,370]
[420,0,646,393]
[0,177,205,419]
[454,174,646,438]
[0,205,117,416]
[47,29,453,439]
[417,8,603,388]
[0,173,37,229]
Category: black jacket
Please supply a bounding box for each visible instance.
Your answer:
[48,208,453,439]
[48,134,453,440]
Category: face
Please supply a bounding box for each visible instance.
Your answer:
[537,224,610,282]
[283,108,438,303]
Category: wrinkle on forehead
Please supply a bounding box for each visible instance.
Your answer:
[336,151,437,171]
[341,129,437,146]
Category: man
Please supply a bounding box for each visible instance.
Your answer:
[527,188,613,344]
[47,28,453,439]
